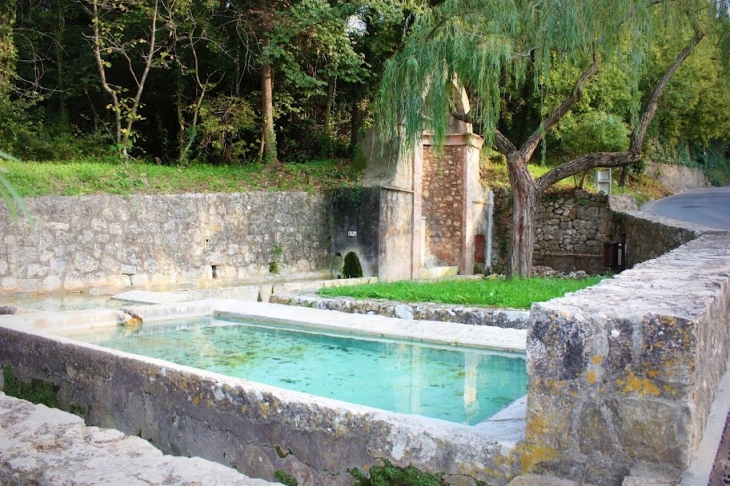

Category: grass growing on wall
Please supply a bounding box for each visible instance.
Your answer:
[1,158,361,196]
[318,276,606,309]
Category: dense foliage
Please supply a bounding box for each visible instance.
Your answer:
[0,0,416,163]
[0,0,726,171]
[378,0,730,276]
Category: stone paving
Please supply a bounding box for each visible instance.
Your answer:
[0,393,276,486]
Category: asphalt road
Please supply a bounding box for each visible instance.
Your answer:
[641,186,730,230]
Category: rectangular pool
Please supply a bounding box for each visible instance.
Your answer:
[62,316,527,425]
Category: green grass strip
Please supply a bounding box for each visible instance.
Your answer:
[1,158,360,197]
[318,276,605,309]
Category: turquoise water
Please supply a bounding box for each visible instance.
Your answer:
[68,317,527,425]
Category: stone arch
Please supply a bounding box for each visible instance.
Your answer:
[342,252,364,278]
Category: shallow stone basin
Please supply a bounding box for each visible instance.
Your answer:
[0,300,527,485]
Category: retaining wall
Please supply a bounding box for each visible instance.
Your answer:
[0,193,331,294]
[645,162,708,191]
[492,190,713,274]
[622,210,707,268]
[492,190,623,274]
[524,233,730,485]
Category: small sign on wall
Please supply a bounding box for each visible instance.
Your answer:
[348,231,357,237]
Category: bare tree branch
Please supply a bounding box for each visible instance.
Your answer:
[494,130,517,156]
[519,60,599,162]
[630,17,705,151]
[536,151,640,191]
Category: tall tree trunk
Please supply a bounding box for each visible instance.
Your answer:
[619,165,630,187]
[260,53,276,163]
[0,0,16,86]
[507,156,540,277]
[55,4,66,125]
[176,69,186,161]
[259,0,276,165]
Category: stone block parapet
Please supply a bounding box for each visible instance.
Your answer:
[524,233,730,485]
[270,292,530,329]
[621,210,720,268]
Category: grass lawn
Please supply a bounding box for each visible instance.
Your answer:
[318,276,606,309]
[0,158,361,197]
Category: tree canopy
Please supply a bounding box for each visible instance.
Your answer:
[377,0,730,276]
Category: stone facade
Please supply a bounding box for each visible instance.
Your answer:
[0,193,331,294]
[524,233,730,485]
[359,126,485,280]
[330,187,381,278]
[492,190,623,274]
[422,144,466,267]
[421,134,485,274]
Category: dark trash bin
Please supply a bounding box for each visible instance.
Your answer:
[603,241,619,268]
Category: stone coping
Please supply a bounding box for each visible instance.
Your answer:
[137,300,528,352]
[0,299,527,353]
[109,276,380,306]
[0,393,275,486]
[270,292,531,329]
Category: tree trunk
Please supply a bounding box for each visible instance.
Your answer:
[507,156,540,277]
[619,165,629,187]
[259,0,276,165]
[260,54,276,163]
[176,70,186,162]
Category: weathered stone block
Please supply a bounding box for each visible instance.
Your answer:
[524,234,730,485]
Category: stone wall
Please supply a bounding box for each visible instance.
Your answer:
[622,210,707,268]
[422,144,465,267]
[645,162,708,191]
[492,190,623,274]
[0,193,331,294]
[524,233,730,485]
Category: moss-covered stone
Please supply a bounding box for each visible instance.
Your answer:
[2,365,59,408]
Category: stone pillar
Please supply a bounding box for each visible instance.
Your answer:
[411,140,424,279]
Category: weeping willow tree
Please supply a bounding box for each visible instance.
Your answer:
[378,0,730,277]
